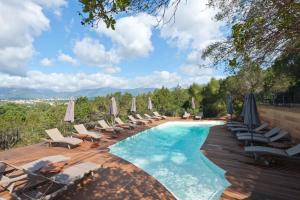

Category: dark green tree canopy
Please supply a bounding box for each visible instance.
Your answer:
[203,0,300,69]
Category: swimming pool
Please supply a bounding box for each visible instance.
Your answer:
[109,121,230,200]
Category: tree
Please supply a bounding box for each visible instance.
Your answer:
[79,0,181,29]
[202,78,226,117]
[203,0,300,69]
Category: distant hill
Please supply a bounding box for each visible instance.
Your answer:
[0,87,155,100]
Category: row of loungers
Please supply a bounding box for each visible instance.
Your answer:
[44,112,167,149]
[1,112,167,199]
[226,121,300,161]
[182,112,203,120]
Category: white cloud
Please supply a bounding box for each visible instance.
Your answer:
[0,0,67,75]
[132,71,181,88]
[179,64,225,85]
[57,52,77,65]
[0,71,127,92]
[96,13,156,58]
[40,57,52,66]
[159,0,223,50]
[0,68,225,92]
[103,66,121,74]
[73,37,119,67]
[33,0,67,16]
[0,0,49,75]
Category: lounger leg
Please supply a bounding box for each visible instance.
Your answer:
[68,145,71,149]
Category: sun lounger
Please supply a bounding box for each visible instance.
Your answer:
[12,162,100,200]
[238,130,289,143]
[182,112,190,119]
[226,122,247,128]
[231,122,269,133]
[73,124,101,141]
[135,114,154,123]
[194,112,203,120]
[0,155,70,193]
[236,127,281,138]
[45,128,82,149]
[128,115,148,125]
[115,117,136,129]
[228,122,268,131]
[97,120,124,133]
[153,111,167,119]
[244,144,300,158]
[144,114,160,120]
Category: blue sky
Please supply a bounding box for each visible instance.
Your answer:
[0,0,227,92]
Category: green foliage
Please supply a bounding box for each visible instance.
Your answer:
[202,78,226,117]
[1,55,298,149]
[204,0,300,69]
[79,0,178,29]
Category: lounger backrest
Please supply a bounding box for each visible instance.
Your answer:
[136,114,143,119]
[98,120,110,128]
[144,114,151,118]
[128,115,136,121]
[153,112,160,117]
[270,130,288,142]
[45,128,64,141]
[21,155,70,172]
[115,117,123,125]
[286,144,300,156]
[254,122,268,132]
[264,127,281,138]
[74,124,88,134]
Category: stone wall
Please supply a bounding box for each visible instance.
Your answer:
[258,105,300,141]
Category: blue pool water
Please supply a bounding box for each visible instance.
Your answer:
[109,121,230,200]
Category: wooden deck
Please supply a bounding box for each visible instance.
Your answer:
[202,125,300,200]
[0,119,300,199]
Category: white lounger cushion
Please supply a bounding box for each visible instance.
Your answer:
[74,124,101,139]
[245,144,300,157]
[52,162,99,185]
[236,127,281,138]
[153,112,167,119]
[245,146,288,156]
[286,144,300,156]
[231,123,269,132]
[21,155,70,172]
[98,120,124,131]
[115,117,137,128]
[136,114,153,122]
[128,115,147,124]
[238,130,288,143]
[55,138,82,146]
[144,114,160,120]
[45,128,82,146]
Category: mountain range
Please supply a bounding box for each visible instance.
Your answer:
[0,87,156,100]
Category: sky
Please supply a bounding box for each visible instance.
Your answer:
[0,0,227,92]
